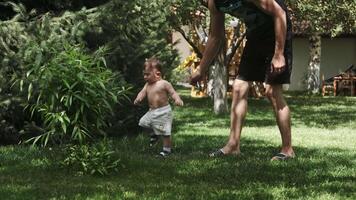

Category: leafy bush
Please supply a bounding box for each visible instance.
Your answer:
[1,3,133,145]
[20,44,131,145]
[0,1,184,145]
[0,3,96,144]
[62,140,120,175]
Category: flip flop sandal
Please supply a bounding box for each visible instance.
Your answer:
[271,153,294,161]
[209,149,241,157]
[209,149,226,157]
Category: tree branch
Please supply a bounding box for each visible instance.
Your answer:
[176,26,203,58]
[226,31,246,66]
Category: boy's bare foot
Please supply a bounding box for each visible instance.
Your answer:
[158,150,171,157]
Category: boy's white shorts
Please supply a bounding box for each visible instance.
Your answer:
[138,105,173,136]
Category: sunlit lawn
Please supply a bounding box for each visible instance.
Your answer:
[0,88,355,199]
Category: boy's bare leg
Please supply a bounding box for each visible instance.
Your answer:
[221,79,250,154]
[265,84,295,157]
[142,128,158,146]
[158,135,172,157]
[162,136,172,151]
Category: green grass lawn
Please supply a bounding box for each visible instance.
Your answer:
[1,88,355,200]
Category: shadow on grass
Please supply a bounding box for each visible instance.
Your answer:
[124,134,355,199]
[287,96,356,128]
[1,133,354,200]
[177,94,356,130]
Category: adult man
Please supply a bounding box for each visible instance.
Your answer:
[191,0,295,160]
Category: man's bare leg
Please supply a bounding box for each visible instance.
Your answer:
[221,79,250,154]
[265,84,295,158]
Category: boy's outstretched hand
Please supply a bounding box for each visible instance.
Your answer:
[133,97,142,105]
[174,99,184,106]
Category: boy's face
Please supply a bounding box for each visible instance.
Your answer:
[143,66,160,83]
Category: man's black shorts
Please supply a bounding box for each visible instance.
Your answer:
[237,37,293,85]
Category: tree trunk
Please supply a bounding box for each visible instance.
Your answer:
[307,34,321,94]
[208,40,228,114]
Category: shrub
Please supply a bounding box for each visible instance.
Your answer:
[1,3,133,145]
[21,44,131,145]
[62,139,120,175]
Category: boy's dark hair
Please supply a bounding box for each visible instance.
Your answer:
[144,57,162,72]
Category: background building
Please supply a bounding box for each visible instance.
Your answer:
[173,33,356,91]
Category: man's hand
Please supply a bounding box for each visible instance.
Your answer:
[190,70,203,86]
[271,54,286,75]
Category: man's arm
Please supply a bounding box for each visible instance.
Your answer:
[134,84,147,105]
[249,0,287,72]
[166,81,184,106]
[190,0,225,84]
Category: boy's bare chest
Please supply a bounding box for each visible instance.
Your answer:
[146,83,166,96]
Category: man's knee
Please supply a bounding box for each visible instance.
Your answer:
[265,85,282,100]
[265,87,274,100]
[232,80,249,97]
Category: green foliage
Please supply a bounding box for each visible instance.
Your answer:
[287,0,356,36]
[1,0,203,145]
[90,0,180,84]
[170,67,190,84]
[0,3,131,145]
[21,44,130,145]
[169,0,207,28]
[0,0,109,18]
[62,140,120,175]
[0,3,92,96]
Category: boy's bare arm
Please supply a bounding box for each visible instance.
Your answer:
[134,84,147,105]
[166,81,184,106]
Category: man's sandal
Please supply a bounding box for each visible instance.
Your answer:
[271,153,295,161]
[209,149,240,158]
[209,149,225,157]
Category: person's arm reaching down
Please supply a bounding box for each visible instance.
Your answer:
[249,0,287,73]
[190,0,225,84]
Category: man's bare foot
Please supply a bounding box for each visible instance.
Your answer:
[271,148,295,161]
[209,148,241,157]
[280,148,295,157]
[271,152,295,161]
[222,146,241,155]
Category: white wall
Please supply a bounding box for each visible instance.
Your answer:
[291,37,356,90]
[321,38,356,78]
[172,32,191,63]
[290,38,309,90]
